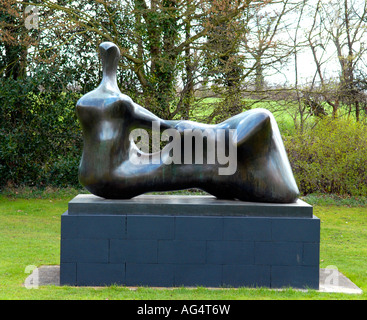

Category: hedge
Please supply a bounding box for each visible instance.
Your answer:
[0,78,82,188]
[284,117,367,196]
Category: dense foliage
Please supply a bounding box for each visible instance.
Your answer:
[285,117,367,196]
[0,76,82,188]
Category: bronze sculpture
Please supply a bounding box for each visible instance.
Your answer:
[76,42,299,203]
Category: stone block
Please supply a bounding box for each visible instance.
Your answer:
[81,215,125,239]
[77,263,125,286]
[59,262,76,286]
[272,217,320,242]
[125,263,175,287]
[175,216,223,240]
[223,217,272,241]
[109,239,158,264]
[303,242,320,266]
[158,240,206,264]
[255,242,303,266]
[60,239,109,263]
[206,241,254,264]
[174,264,222,287]
[127,215,174,240]
[222,265,271,288]
[60,213,77,239]
[271,265,319,289]
[68,194,313,218]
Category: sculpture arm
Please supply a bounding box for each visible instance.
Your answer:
[131,101,175,130]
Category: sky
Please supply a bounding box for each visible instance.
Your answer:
[264,0,367,87]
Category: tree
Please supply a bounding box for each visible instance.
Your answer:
[243,0,292,92]
[17,0,267,120]
[0,0,32,79]
[201,0,249,120]
[306,0,367,120]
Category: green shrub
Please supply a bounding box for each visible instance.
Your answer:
[0,77,82,188]
[284,117,367,196]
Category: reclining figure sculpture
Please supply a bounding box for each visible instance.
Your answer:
[76,42,299,203]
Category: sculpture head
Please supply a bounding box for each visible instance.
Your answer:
[99,42,120,78]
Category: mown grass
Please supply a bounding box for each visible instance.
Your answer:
[193,97,367,137]
[0,188,366,300]
[189,97,309,137]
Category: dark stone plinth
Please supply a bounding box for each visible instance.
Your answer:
[68,194,313,218]
[60,195,319,289]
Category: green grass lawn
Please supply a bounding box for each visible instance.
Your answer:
[188,97,309,136]
[188,97,367,137]
[0,189,366,300]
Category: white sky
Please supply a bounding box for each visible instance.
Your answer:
[265,0,367,87]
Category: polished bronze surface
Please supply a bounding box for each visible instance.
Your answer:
[76,42,299,203]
